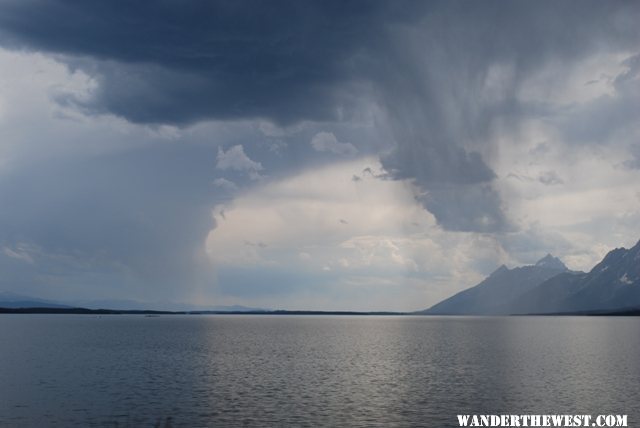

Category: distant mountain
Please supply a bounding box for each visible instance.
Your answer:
[0,292,72,309]
[0,292,268,313]
[204,305,269,313]
[421,254,570,315]
[511,240,640,314]
[533,253,568,271]
[70,299,268,312]
[66,299,155,311]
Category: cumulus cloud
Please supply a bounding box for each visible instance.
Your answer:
[206,158,505,310]
[216,145,263,180]
[212,177,238,191]
[311,132,358,156]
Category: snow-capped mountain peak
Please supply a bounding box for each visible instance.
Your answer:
[534,254,567,271]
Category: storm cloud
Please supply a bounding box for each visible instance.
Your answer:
[2,1,639,233]
[1,1,639,308]
[0,0,405,125]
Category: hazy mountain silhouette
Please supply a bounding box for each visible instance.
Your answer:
[0,292,72,309]
[511,239,640,314]
[0,292,267,312]
[69,299,268,312]
[423,239,640,315]
[422,255,570,315]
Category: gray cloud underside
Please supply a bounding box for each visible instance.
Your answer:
[1,1,635,124]
[372,2,639,231]
[2,1,638,233]
[0,0,413,125]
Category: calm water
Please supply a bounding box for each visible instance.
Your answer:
[1,315,639,427]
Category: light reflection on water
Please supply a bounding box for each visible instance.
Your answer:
[1,315,639,427]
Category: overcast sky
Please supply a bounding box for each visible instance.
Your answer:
[1,0,639,311]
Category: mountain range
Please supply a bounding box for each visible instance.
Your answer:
[0,291,73,309]
[422,239,640,315]
[0,292,267,313]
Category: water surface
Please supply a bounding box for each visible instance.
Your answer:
[1,315,638,427]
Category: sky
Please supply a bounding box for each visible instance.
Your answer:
[0,0,639,311]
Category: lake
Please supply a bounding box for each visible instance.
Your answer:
[1,315,639,427]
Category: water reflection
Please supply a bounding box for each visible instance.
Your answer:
[0,315,639,426]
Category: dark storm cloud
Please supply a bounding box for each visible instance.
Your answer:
[0,1,637,126]
[372,1,639,231]
[0,0,415,125]
[1,0,639,236]
[416,184,509,233]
